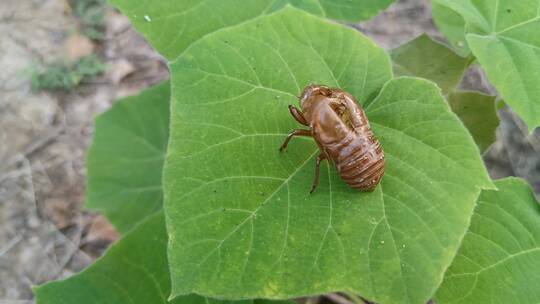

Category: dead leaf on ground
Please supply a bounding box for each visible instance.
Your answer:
[85,214,119,243]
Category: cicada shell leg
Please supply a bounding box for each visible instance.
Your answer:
[279,129,311,152]
[310,153,328,194]
[288,105,308,126]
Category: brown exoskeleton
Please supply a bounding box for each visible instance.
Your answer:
[280,85,385,193]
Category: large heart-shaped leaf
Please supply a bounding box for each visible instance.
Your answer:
[390,34,470,95]
[109,0,395,60]
[436,178,540,303]
[90,0,397,231]
[432,0,540,132]
[34,212,295,304]
[164,7,494,304]
[86,82,169,233]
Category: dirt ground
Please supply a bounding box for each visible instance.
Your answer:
[0,0,538,303]
[0,0,168,301]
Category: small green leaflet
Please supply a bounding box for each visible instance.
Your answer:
[108,0,395,60]
[431,2,470,56]
[391,34,470,95]
[34,213,295,304]
[274,0,395,22]
[86,81,169,233]
[390,36,499,152]
[433,0,540,132]
[164,7,494,304]
[448,91,500,153]
[436,178,540,303]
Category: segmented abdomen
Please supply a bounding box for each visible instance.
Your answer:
[328,128,385,191]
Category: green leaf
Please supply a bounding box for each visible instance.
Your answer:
[164,8,494,304]
[432,0,540,132]
[86,81,169,233]
[108,0,395,60]
[34,213,295,304]
[431,2,470,56]
[390,34,470,94]
[436,178,540,303]
[282,0,395,22]
[448,91,500,153]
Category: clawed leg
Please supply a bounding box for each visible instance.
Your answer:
[310,153,327,194]
[289,105,308,126]
[279,129,311,152]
